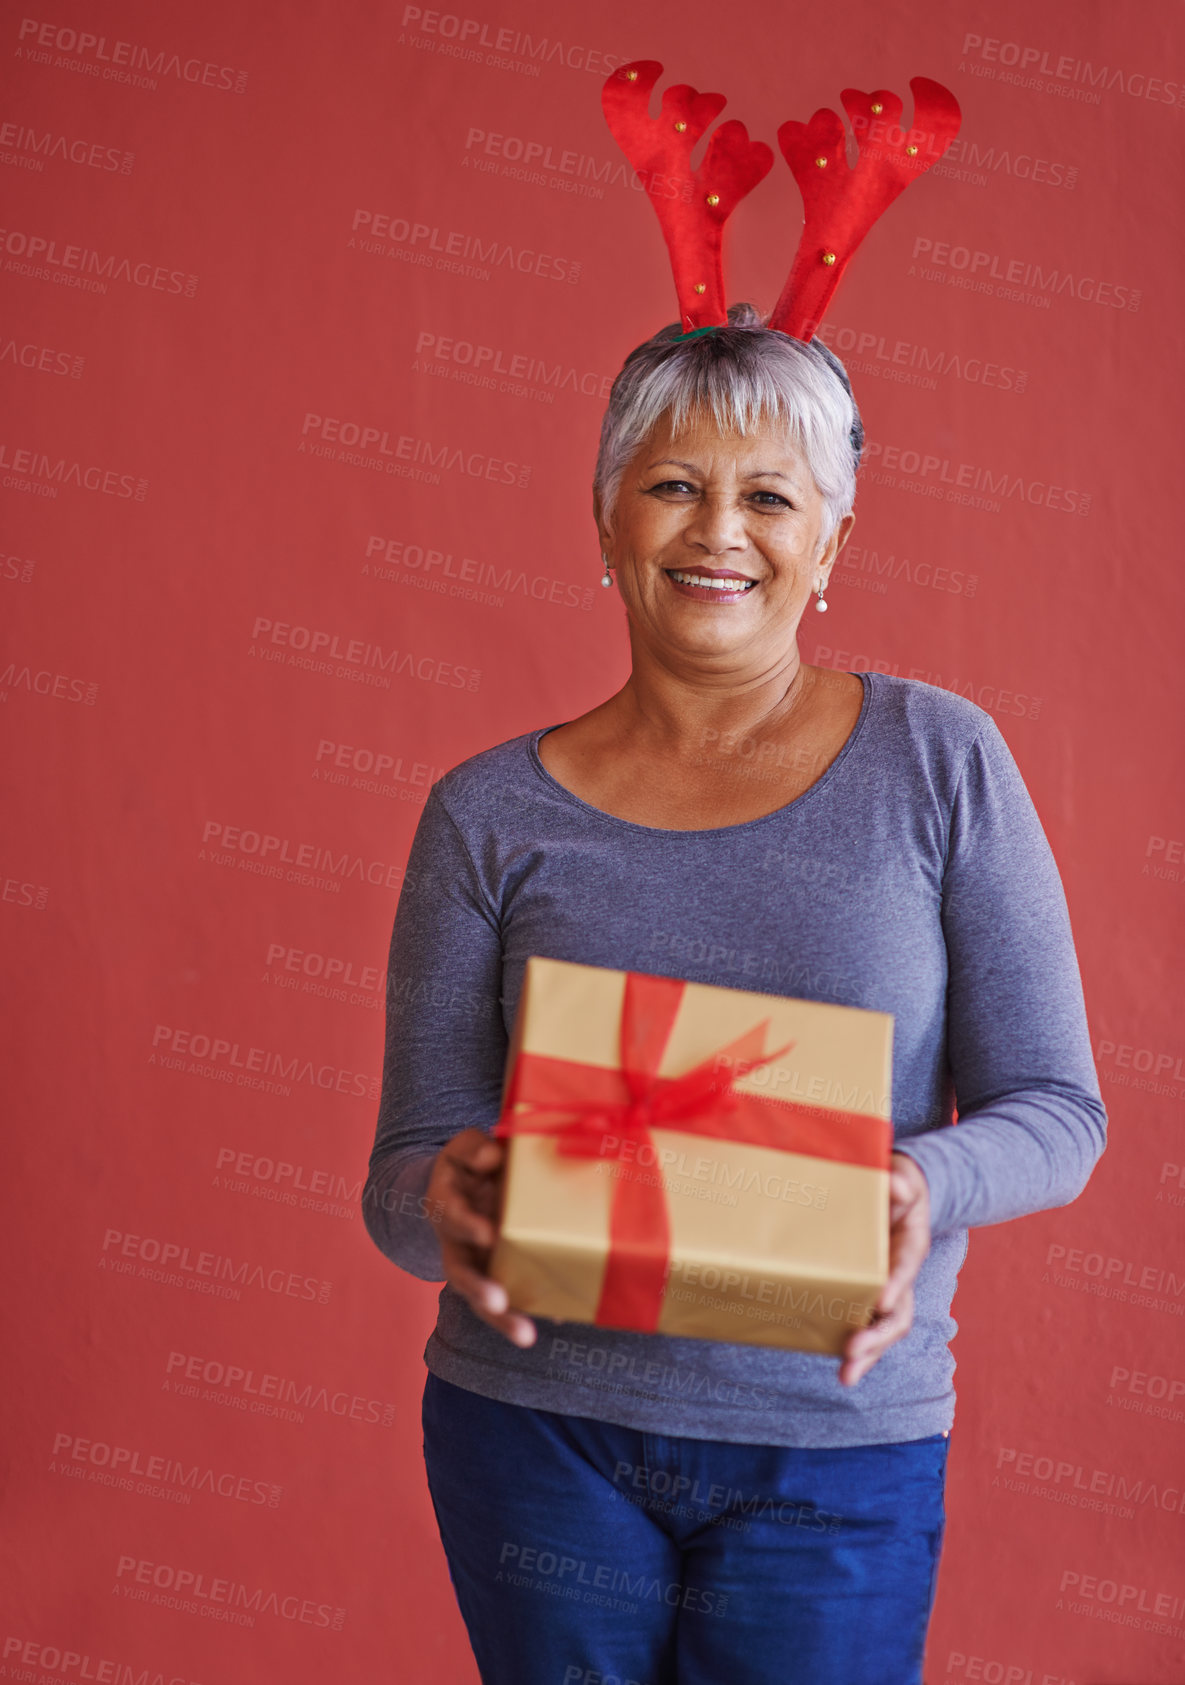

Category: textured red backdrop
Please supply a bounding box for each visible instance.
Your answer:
[3,1,1184,1680]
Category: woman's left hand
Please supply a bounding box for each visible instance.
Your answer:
[838,1152,931,1387]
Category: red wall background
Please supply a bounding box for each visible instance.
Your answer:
[3,1,1184,1680]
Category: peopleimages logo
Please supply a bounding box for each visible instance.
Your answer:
[861,438,1089,517]
[414,329,612,401]
[462,124,693,203]
[1056,1568,1185,1638]
[945,1655,1075,1685]
[299,409,531,489]
[165,1350,397,1428]
[0,226,197,296]
[0,440,146,500]
[114,1556,345,1632]
[310,740,449,812]
[0,658,97,703]
[3,1635,204,1684]
[400,7,623,78]
[834,543,979,600]
[364,534,594,612]
[812,646,1043,723]
[262,939,383,995]
[813,320,1027,395]
[911,236,1140,312]
[349,209,581,287]
[547,1335,777,1412]
[0,120,134,174]
[0,548,37,581]
[1107,1363,1185,1425]
[1044,1242,1184,1316]
[995,1444,1185,1519]
[248,614,483,693]
[15,19,248,93]
[0,334,84,378]
[214,1145,363,1217]
[50,1430,282,1509]
[1,871,49,909]
[1144,831,1183,885]
[1093,1033,1185,1098]
[959,32,1185,109]
[937,133,1078,190]
[99,1227,332,1305]
[496,1541,728,1618]
[150,1021,379,1100]
[199,815,416,896]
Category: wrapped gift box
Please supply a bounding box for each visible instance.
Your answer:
[489,956,893,1355]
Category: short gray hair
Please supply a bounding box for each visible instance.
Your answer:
[593,302,864,552]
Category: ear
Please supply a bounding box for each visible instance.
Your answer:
[817,510,856,583]
[593,494,614,558]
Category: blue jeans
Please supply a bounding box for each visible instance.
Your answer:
[422,1372,950,1685]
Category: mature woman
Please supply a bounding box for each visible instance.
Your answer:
[363,307,1107,1685]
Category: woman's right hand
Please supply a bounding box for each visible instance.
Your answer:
[426,1127,537,1347]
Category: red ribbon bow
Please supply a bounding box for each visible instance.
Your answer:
[494,970,889,1332]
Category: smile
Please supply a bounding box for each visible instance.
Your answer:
[665,570,758,597]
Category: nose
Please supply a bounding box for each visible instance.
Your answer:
[682,494,748,556]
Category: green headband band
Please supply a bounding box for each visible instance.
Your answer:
[670,323,722,342]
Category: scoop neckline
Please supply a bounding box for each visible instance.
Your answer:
[526,670,875,839]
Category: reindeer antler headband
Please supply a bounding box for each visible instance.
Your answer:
[602,60,961,340]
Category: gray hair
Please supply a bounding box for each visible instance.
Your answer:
[593,302,864,553]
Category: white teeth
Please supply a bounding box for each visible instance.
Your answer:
[668,571,756,592]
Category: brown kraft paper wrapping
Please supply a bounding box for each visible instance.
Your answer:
[489,956,893,1355]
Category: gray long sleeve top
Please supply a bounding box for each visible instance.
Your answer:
[362,671,1107,1446]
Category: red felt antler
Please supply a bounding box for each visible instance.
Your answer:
[601,60,774,332]
[768,78,961,340]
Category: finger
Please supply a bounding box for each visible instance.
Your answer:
[888,1153,928,1202]
[447,1257,507,1313]
[432,1147,504,1224]
[443,1170,503,1224]
[445,1132,504,1172]
[443,1147,501,1180]
[887,1168,921,1216]
[490,1309,538,1347]
[838,1297,913,1386]
[839,1348,880,1388]
[439,1193,498,1251]
[879,1229,929,1314]
[848,1296,911,1358]
[447,1259,537,1347]
[878,1202,931,1313]
[851,1299,911,1361]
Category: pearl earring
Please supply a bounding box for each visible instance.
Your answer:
[815,581,829,613]
[601,552,613,588]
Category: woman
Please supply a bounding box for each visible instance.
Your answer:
[363,308,1107,1684]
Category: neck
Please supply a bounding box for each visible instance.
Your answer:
[606,638,811,752]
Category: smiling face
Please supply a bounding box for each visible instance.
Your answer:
[597,405,855,669]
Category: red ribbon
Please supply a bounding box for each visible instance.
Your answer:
[494,971,890,1333]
